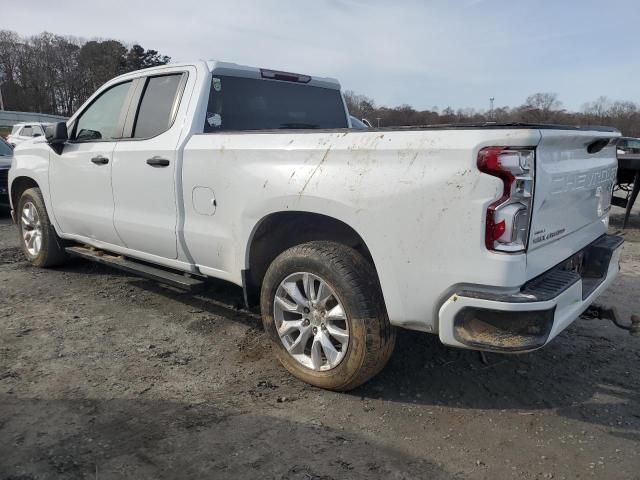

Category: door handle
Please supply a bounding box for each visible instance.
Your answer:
[91,155,109,165]
[146,157,170,167]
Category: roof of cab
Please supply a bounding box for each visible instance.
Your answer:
[206,60,342,90]
[107,60,341,90]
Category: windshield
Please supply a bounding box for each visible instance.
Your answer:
[0,139,13,156]
[204,75,348,132]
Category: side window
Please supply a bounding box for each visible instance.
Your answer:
[74,81,132,142]
[21,126,33,137]
[133,74,184,139]
[32,125,44,136]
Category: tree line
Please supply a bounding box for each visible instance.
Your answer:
[1,29,639,137]
[0,30,170,117]
[345,91,640,137]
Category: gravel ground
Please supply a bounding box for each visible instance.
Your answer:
[0,207,639,480]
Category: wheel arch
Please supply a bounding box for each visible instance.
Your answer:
[242,210,377,307]
[10,176,40,212]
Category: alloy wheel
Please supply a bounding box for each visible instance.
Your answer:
[273,272,350,371]
[20,201,43,256]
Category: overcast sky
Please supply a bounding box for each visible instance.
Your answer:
[6,0,640,111]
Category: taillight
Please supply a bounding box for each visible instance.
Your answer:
[477,147,535,253]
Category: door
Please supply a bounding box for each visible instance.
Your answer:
[49,80,133,245]
[112,71,190,259]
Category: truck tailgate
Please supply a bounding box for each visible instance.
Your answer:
[527,129,619,279]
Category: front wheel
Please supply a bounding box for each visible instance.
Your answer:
[260,241,395,391]
[17,187,68,267]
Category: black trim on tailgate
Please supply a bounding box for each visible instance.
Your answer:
[580,234,624,299]
[458,234,623,303]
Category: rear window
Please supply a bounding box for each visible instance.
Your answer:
[204,75,347,132]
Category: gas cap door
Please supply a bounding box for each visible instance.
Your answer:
[192,186,217,216]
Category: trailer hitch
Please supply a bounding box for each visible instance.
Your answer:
[582,303,640,337]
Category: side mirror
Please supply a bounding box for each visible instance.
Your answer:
[33,133,42,138]
[45,122,68,153]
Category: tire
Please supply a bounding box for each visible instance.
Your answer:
[16,187,68,267]
[260,241,395,391]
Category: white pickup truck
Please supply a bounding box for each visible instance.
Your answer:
[9,61,623,390]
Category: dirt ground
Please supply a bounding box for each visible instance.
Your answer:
[0,208,639,480]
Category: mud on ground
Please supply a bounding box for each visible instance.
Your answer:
[0,209,639,480]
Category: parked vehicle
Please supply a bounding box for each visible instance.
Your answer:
[7,123,47,147]
[617,137,640,156]
[8,61,623,390]
[0,137,13,208]
[349,116,369,129]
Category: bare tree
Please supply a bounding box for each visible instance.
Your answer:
[341,88,640,136]
[343,90,376,120]
[525,92,562,111]
[3,28,639,137]
[513,93,564,123]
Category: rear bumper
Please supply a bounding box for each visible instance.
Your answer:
[438,234,623,352]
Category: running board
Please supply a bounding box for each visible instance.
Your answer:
[65,246,206,292]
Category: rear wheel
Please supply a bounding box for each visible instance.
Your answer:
[260,241,395,391]
[17,187,68,267]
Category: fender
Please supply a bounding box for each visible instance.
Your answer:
[238,194,406,323]
[9,140,63,234]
